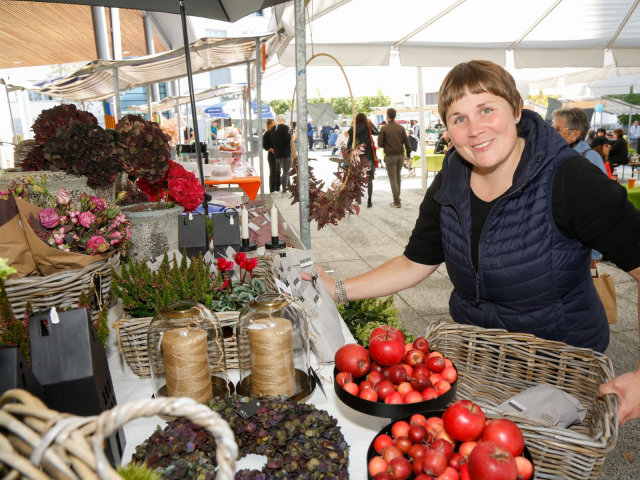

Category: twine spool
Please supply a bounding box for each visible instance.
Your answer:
[162,327,213,403]
[248,317,297,396]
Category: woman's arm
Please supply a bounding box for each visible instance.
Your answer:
[599,266,640,425]
[304,255,439,301]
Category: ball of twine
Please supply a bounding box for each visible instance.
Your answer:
[248,317,297,396]
[162,327,213,403]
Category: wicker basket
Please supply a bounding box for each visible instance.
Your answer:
[4,252,120,321]
[420,321,618,480]
[0,389,237,480]
[13,139,36,168]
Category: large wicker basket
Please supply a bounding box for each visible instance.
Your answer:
[420,321,618,480]
[4,252,120,321]
[0,389,237,480]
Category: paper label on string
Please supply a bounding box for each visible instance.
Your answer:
[275,278,292,297]
[263,212,271,222]
[249,210,260,218]
[188,212,193,220]
[288,272,302,293]
[229,215,234,225]
[225,246,237,259]
[248,222,260,232]
[247,323,267,330]
[235,398,262,419]
[50,307,59,325]
[204,251,216,264]
[247,205,256,212]
[299,257,313,268]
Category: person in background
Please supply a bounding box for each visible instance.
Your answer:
[413,120,421,140]
[274,114,292,195]
[334,119,341,131]
[590,136,611,164]
[321,122,333,150]
[629,119,640,151]
[328,128,340,154]
[210,121,219,142]
[184,127,194,143]
[348,113,378,208]
[334,128,349,154]
[307,120,314,150]
[407,129,419,176]
[434,131,451,154]
[262,118,280,194]
[597,128,607,137]
[434,118,444,129]
[609,128,629,171]
[585,128,596,146]
[377,108,412,208]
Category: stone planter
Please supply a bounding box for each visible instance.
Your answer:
[121,202,183,262]
[0,170,125,209]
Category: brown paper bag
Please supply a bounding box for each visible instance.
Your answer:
[0,196,37,278]
[593,269,617,324]
[14,196,115,276]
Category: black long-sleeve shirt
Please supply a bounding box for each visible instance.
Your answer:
[609,138,629,165]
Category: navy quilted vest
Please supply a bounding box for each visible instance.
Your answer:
[435,110,609,352]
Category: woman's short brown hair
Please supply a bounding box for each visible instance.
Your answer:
[438,60,523,127]
[614,128,624,139]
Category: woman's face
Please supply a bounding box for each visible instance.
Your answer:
[604,144,611,156]
[446,91,521,172]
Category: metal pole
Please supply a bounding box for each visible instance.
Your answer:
[113,68,121,119]
[143,14,160,102]
[179,0,208,220]
[294,0,311,249]
[247,62,254,164]
[146,86,153,121]
[242,88,249,157]
[417,67,427,193]
[176,98,182,142]
[255,38,265,198]
[91,7,110,59]
[110,8,122,60]
[2,81,18,145]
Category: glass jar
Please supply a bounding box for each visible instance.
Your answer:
[148,300,229,403]
[237,294,313,400]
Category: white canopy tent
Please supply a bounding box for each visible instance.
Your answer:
[128,84,246,114]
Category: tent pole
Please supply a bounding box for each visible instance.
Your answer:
[255,38,265,199]
[247,61,254,165]
[242,87,249,158]
[146,85,153,121]
[179,0,208,221]
[295,0,311,249]
[176,98,182,145]
[417,67,427,193]
[113,69,121,119]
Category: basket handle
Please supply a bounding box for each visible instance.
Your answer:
[91,397,238,480]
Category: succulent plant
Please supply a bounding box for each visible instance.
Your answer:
[42,121,121,188]
[115,114,170,184]
[133,395,349,479]
[32,104,98,145]
[210,278,265,312]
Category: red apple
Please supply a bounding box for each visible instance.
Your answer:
[437,466,459,480]
[370,363,385,373]
[385,364,408,385]
[370,325,405,344]
[335,343,370,377]
[427,355,446,373]
[342,382,359,396]
[405,348,425,366]
[367,370,384,387]
[335,371,353,387]
[436,429,456,445]
[408,443,427,460]
[449,452,466,471]
[404,342,414,353]
[369,333,405,367]
[421,388,438,401]
[426,416,444,432]
[467,441,517,480]
[382,445,404,464]
[441,366,458,384]
[422,449,448,477]
[359,388,378,402]
[429,373,444,385]
[404,391,423,403]
[360,380,374,390]
[395,436,412,454]
[401,363,413,377]
[413,457,425,476]
[409,373,432,392]
[431,438,454,461]
[397,382,413,396]
[391,420,411,439]
[408,424,428,443]
[434,380,451,395]
[389,457,412,480]
[428,351,443,358]
[515,456,534,480]
[385,391,404,404]
[374,434,393,454]
[368,456,388,477]
[413,337,429,353]
[442,400,486,442]
[482,419,525,457]
[410,414,427,426]
[460,463,471,480]
[413,365,431,378]
[415,475,435,480]
[373,473,394,480]
[376,380,396,401]
[444,358,453,368]
[459,441,478,458]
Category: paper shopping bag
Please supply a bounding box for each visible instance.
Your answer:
[593,269,617,324]
[0,196,37,278]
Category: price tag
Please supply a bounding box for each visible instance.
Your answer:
[229,215,234,225]
[235,398,262,419]
[188,212,193,220]
[256,217,268,227]
[249,210,260,218]
[247,323,267,330]
[275,278,292,297]
[299,257,313,268]
[248,222,260,232]
[50,306,60,325]
[263,212,271,222]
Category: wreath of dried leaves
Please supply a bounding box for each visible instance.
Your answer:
[288,144,370,229]
[132,395,349,479]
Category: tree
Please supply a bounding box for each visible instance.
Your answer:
[608,93,640,126]
[266,99,292,115]
[527,90,558,108]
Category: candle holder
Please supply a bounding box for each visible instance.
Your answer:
[240,238,258,252]
[265,236,285,250]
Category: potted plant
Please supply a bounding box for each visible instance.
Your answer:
[116,115,205,262]
[0,104,124,207]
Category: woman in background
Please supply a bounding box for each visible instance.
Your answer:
[609,128,629,172]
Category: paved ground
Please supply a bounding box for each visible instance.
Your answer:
[258,151,640,479]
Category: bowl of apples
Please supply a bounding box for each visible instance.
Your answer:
[333,326,458,418]
[367,401,535,480]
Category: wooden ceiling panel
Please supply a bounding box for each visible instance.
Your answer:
[0,1,167,69]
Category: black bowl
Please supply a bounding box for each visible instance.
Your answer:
[366,412,536,480]
[333,366,457,419]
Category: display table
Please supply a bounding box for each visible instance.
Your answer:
[624,183,640,209]
[106,303,390,479]
[205,176,261,201]
[411,153,445,171]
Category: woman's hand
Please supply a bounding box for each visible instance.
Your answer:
[598,369,640,425]
[300,265,336,300]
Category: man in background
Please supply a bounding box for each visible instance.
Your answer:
[629,119,640,151]
[377,108,412,208]
[321,122,332,150]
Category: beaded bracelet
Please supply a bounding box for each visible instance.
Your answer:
[334,279,348,305]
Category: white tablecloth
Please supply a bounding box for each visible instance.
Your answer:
[106,303,391,479]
